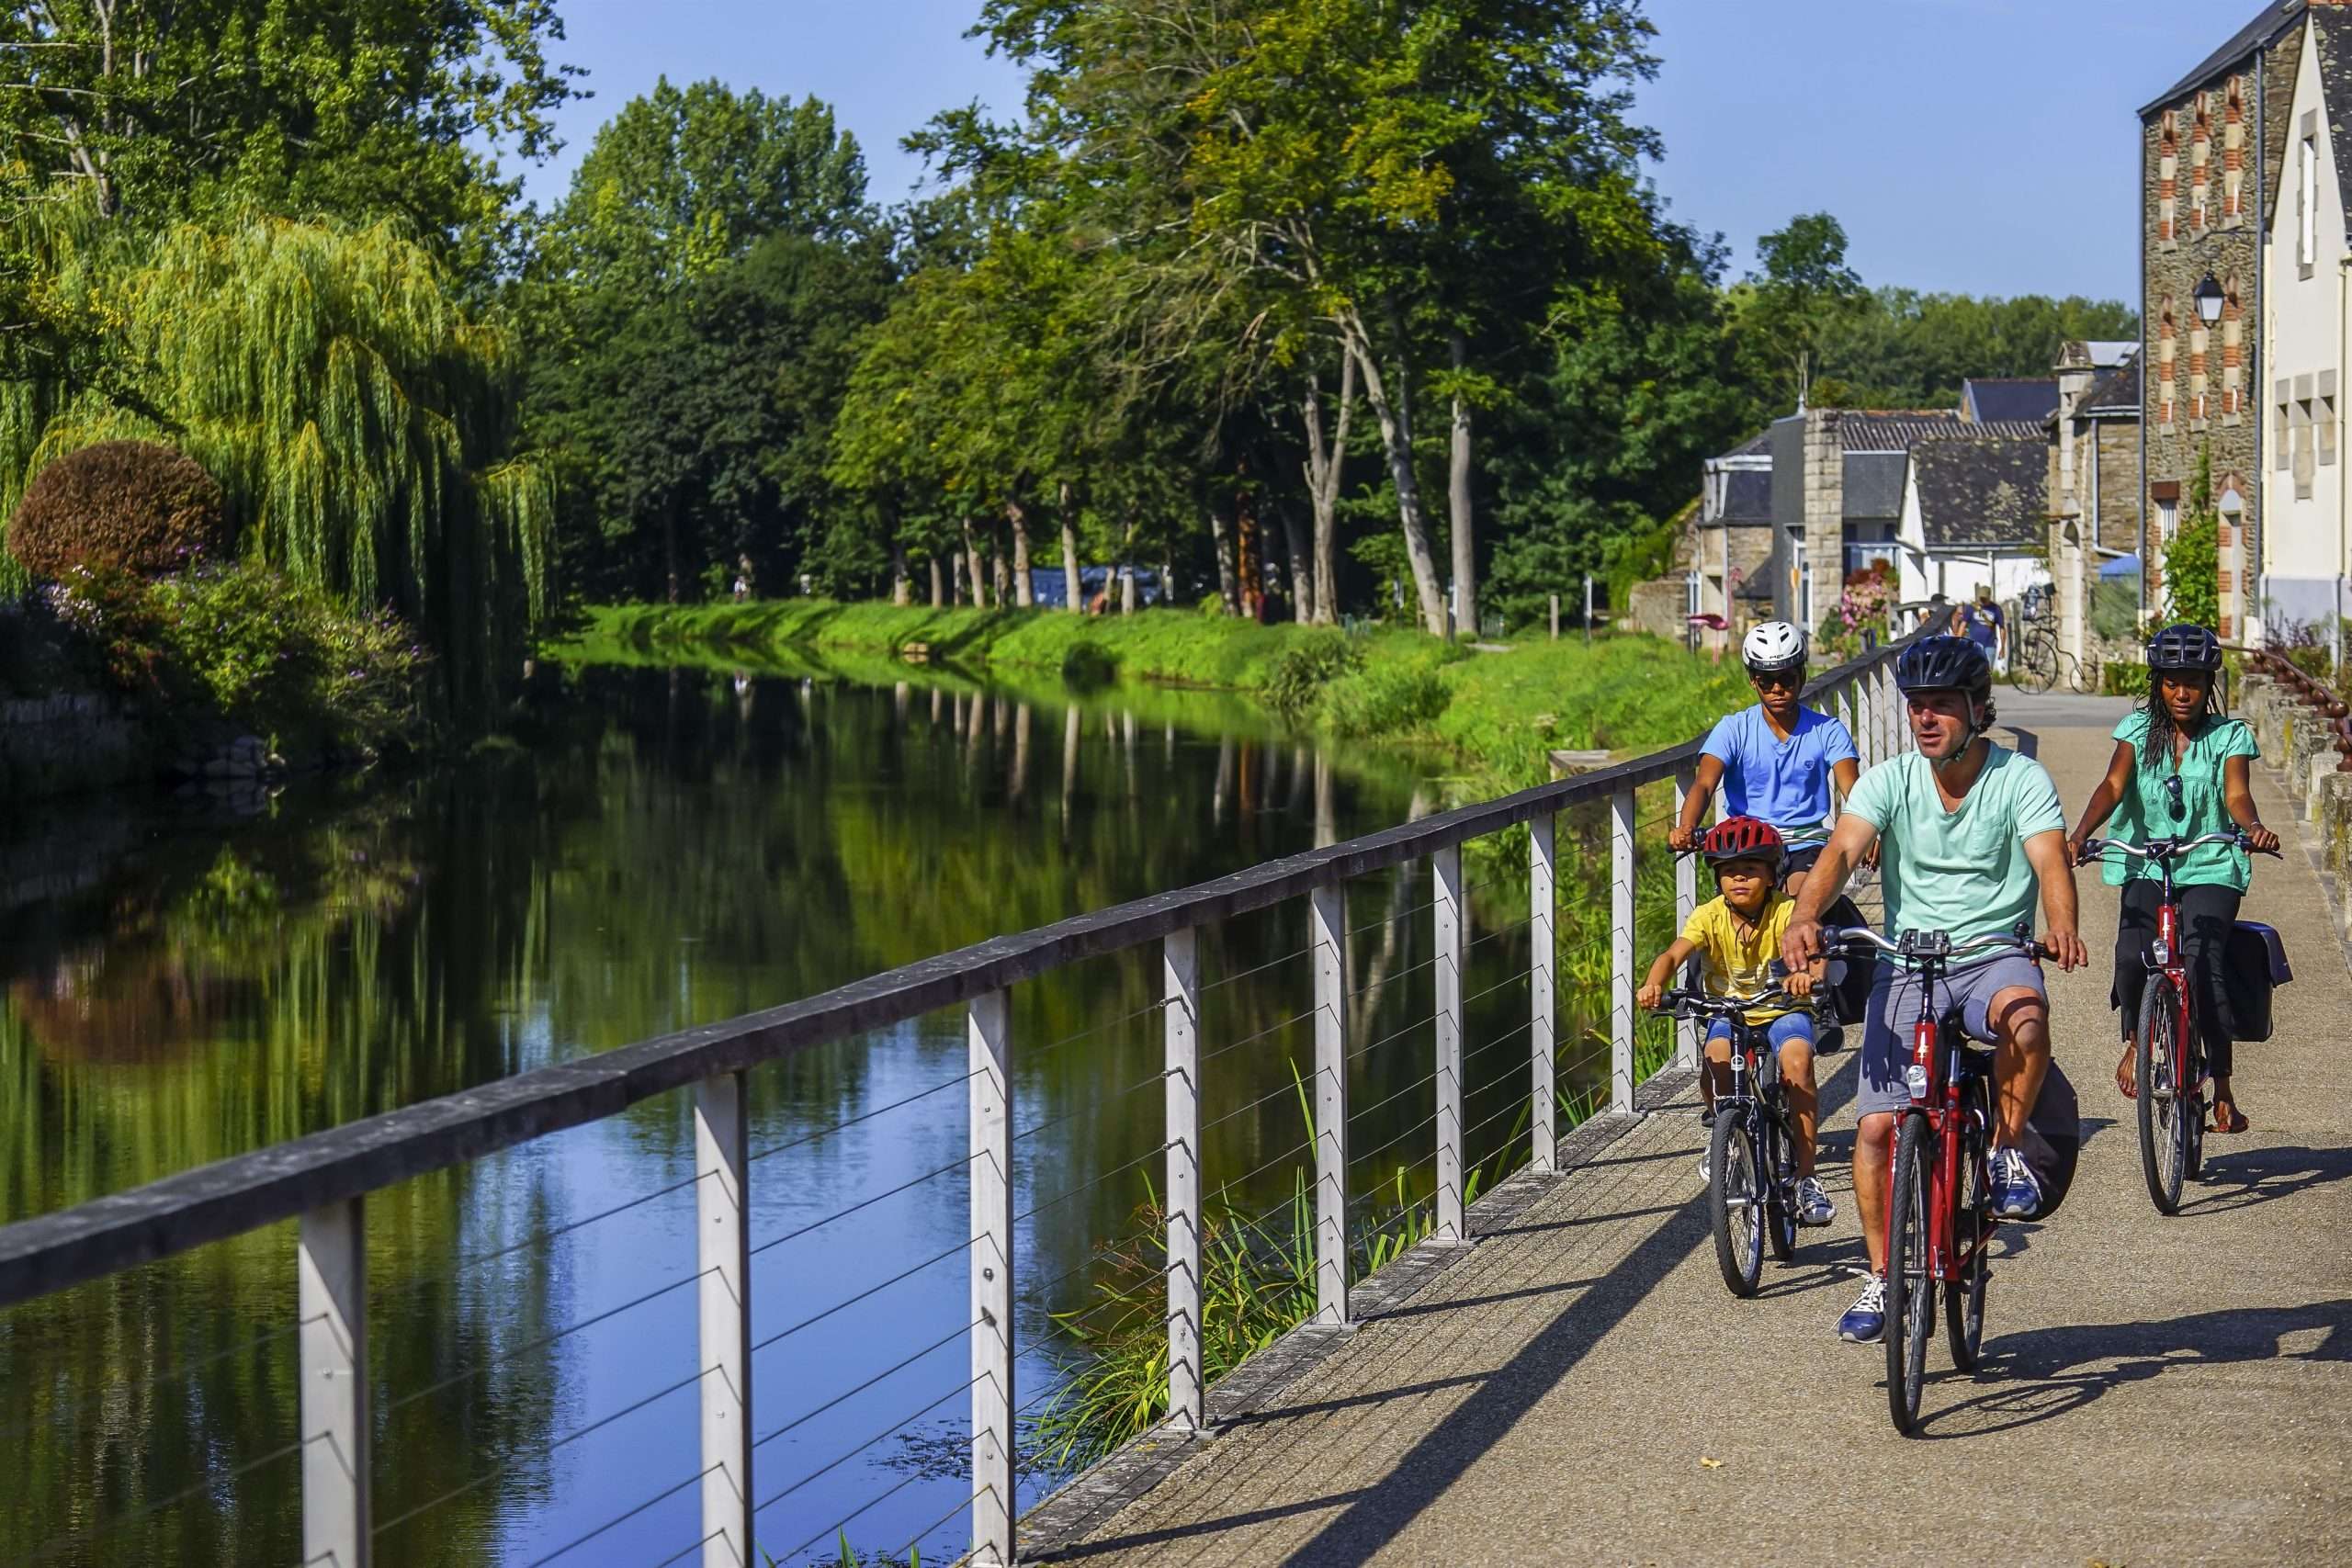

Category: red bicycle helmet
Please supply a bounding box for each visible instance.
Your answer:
[1701,815,1786,873]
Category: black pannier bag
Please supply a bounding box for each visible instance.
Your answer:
[1819,895,1878,1026]
[2016,1060,2082,1222]
[2220,921,2292,1044]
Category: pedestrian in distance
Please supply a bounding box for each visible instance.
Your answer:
[2064,622,2278,1133]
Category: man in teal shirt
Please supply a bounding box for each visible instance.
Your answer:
[1782,636,2086,1343]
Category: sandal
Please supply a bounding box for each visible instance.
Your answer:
[2208,1099,2249,1134]
[2115,1043,2137,1101]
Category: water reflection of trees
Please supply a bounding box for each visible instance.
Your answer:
[0,662,1435,1562]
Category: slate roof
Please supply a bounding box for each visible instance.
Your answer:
[1835,411,2045,451]
[1842,453,1908,520]
[1717,468,1770,524]
[1912,437,2050,550]
[1718,429,1773,461]
[1963,378,2062,423]
[2140,1,2302,116]
[2083,358,2142,417]
[2307,6,2352,236]
[2085,340,2137,367]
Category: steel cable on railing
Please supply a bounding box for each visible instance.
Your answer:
[1012,1139,1174,1226]
[888,1492,993,1568]
[443,1167,711,1274]
[1013,1061,1175,1145]
[1349,1114,1435,1177]
[1343,1063,1442,1133]
[752,1237,970,1355]
[521,1461,716,1567]
[1198,942,1311,996]
[0,1312,313,1448]
[1212,1133,1317,1202]
[750,1067,982,1164]
[649,1528,722,1568]
[1345,1002,1440,1067]
[749,1315,980,1454]
[1018,995,1174,1069]
[750,1150,980,1258]
[1467,914,1534,951]
[1197,1004,1322,1067]
[383,1264,714,1416]
[751,1373,982,1511]
[767,1464,943,1568]
[1346,953,1434,1001]
[374,1362,713,1538]
[1347,895,1430,939]
[22,1433,309,1565]
[1200,1071,1316,1136]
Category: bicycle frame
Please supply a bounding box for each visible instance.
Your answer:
[1893,939,1997,1291]
[2082,830,2256,1110]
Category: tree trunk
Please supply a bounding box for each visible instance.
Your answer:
[1160,556,1176,608]
[662,498,681,605]
[929,553,945,607]
[1007,499,1035,606]
[960,515,987,609]
[1119,514,1139,615]
[889,537,911,605]
[1448,330,1476,640]
[992,517,1012,604]
[1301,355,1355,626]
[1234,485,1262,620]
[1057,479,1082,612]
[1209,503,1239,615]
[1340,306,1444,635]
[1277,496,1311,624]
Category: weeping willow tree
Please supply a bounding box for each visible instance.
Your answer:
[0,208,552,713]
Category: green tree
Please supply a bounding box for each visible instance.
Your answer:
[0,0,576,279]
[1737,211,1866,414]
[2165,446,2221,629]
[1815,288,2140,409]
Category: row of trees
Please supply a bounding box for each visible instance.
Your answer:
[1,0,2143,656]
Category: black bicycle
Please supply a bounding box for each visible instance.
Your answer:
[1649,981,1811,1295]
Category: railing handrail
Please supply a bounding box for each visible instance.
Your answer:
[0,626,1928,1311]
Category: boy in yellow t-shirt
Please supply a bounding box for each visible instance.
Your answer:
[1636,816,1834,1225]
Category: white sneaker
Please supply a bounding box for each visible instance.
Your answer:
[1837,1274,1887,1343]
[1795,1175,1836,1227]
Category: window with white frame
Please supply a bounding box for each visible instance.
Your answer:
[2157,496,2180,543]
[2301,132,2318,270]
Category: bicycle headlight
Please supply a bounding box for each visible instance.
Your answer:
[2149,938,2171,966]
[1905,1064,1929,1099]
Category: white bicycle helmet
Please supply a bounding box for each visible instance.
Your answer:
[1741,620,1806,674]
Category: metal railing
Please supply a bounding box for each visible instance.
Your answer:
[0,629,1924,1567]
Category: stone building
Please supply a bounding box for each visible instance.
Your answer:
[2138,3,2308,640]
[1960,378,2061,424]
[2046,343,2143,664]
[1894,436,2051,608]
[2261,2,2352,641]
[1692,431,1774,633]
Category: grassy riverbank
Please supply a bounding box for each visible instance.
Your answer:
[567,600,1750,788]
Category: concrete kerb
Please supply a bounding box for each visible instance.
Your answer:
[1012,1063,1697,1560]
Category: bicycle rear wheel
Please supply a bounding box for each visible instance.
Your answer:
[1885,1112,1936,1436]
[2137,977,2188,1214]
[1944,1085,1990,1371]
[1710,1111,1764,1296]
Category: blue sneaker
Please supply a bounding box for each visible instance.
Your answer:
[1991,1146,2042,1219]
[1837,1274,1885,1343]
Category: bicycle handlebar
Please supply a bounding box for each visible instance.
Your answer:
[1814,925,2052,967]
[1645,987,1802,1020]
[2079,829,2280,863]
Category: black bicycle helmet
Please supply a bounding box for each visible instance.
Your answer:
[2145,622,2222,672]
[1894,634,1992,697]
[1701,815,1786,873]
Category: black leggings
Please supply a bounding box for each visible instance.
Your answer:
[2110,879,2241,1078]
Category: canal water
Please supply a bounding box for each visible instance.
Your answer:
[0,654,1596,1565]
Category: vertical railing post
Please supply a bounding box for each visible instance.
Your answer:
[300,1197,370,1568]
[1609,788,1636,1116]
[695,1073,752,1568]
[1882,664,1901,759]
[1856,669,1877,768]
[969,990,1015,1566]
[1163,929,1203,1431]
[1529,813,1557,1172]
[1432,844,1465,1240]
[1309,882,1350,1325]
[1671,768,1699,1074]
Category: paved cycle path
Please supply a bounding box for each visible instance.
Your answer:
[1037,709,2352,1565]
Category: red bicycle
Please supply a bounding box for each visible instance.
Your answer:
[2077,829,2275,1214]
[1822,924,2049,1436]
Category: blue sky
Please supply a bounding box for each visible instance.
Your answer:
[520,0,2251,302]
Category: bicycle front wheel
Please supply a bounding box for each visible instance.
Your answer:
[1765,1114,1797,1263]
[1710,1111,1765,1296]
[1885,1111,1936,1436]
[2137,976,2188,1214]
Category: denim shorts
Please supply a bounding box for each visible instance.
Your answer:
[1857,954,2045,1119]
[1704,1010,1817,1053]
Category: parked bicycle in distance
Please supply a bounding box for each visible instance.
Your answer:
[1818,923,2051,1436]
[2011,594,2103,695]
[1648,976,1816,1296]
[2079,828,2281,1214]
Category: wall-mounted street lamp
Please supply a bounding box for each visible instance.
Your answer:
[2195,273,2226,327]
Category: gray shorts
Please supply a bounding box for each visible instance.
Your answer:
[1856,954,2046,1119]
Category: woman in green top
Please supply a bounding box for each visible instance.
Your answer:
[2065,624,2278,1132]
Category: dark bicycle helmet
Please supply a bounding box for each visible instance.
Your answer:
[1701,815,1786,873]
[1894,635,1992,697]
[2145,622,2222,672]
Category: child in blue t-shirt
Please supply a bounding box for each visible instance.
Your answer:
[1670,621,1860,897]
